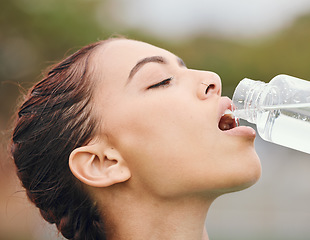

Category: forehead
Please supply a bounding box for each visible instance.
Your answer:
[98,39,172,62]
[93,39,174,82]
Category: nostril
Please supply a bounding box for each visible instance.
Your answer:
[205,84,215,94]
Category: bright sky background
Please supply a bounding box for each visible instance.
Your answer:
[102,0,310,40]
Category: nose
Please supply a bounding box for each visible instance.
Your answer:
[195,70,222,100]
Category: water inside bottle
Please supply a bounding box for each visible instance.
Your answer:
[235,103,310,154]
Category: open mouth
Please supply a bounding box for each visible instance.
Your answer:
[218,109,239,131]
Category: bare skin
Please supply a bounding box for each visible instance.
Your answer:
[69,39,261,240]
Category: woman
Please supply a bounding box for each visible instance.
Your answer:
[11,38,261,240]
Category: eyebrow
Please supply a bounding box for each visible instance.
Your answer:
[127,55,186,82]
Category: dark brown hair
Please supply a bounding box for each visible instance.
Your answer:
[11,39,115,240]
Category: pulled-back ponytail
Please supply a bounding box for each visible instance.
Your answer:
[11,39,114,240]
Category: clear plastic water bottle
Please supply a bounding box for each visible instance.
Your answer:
[232,74,310,154]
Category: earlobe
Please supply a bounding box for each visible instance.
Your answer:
[69,144,131,188]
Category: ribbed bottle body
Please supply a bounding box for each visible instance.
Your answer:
[232,74,310,154]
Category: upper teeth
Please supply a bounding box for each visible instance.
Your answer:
[223,109,233,116]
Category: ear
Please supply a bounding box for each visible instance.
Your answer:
[69,143,131,187]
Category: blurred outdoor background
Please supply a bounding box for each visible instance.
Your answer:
[1,0,310,239]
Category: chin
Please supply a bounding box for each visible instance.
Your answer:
[224,147,262,194]
[221,172,261,196]
[236,151,261,192]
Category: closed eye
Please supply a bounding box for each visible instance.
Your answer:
[147,77,174,90]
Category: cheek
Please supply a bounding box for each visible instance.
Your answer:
[101,93,260,197]
[103,97,223,195]
[108,94,216,158]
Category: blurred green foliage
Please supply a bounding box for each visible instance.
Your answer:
[1,1,310,239]
[1,0,310,124]
[169,14,310,96]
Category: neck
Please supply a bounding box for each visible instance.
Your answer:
[98,190,214,240]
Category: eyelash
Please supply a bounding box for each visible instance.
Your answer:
[147,77,174,90]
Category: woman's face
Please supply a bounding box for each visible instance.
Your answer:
[93,39,261,198]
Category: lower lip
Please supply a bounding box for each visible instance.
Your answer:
[221,126,256,138]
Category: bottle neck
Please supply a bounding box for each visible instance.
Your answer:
[232,78,267,123]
